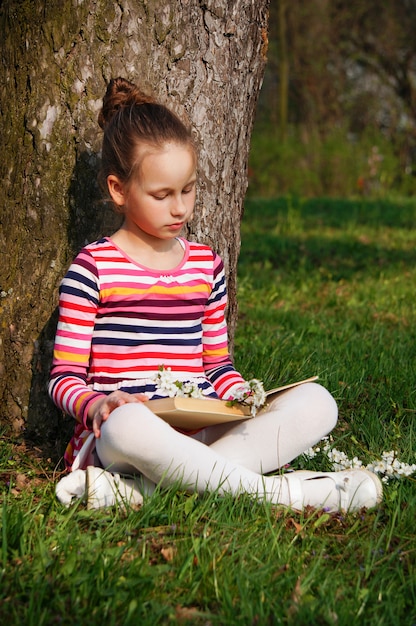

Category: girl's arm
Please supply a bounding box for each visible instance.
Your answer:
[49,248,147,435]
[48,249,106,428]
[202,254,246,398]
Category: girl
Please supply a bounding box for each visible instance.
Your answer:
[50,77,382,512]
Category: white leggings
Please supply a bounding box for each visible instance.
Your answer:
[95,383,337,506]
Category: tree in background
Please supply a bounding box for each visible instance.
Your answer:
[0,0,269,451]
[252,0,416,197]
[277,0,288,138]
[333,0,416,132]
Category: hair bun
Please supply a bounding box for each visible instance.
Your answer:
[98,77,155,129]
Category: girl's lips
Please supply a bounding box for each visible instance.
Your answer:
[168,222,184,230]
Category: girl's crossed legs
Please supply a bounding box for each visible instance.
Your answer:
[57,382,380,511]
[194,382,337,473]
[93,382,381,510]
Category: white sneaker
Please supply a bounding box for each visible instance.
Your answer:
[55,469,86,507]
[86,466,144,510]
[286,469,383,512]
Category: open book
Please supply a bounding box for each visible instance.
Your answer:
[147,376,318,429]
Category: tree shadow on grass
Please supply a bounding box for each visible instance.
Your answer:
[244,196,416,230]
[240,231,416,281]
[240,197,416,282]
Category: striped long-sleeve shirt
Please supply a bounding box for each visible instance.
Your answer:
[49,237,245,468]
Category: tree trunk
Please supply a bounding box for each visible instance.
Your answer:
[0,0,269,456]
[278,0,288,138]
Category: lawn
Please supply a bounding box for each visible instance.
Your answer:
[1,196,415,625]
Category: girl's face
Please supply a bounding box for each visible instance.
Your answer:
[108,142,197,242]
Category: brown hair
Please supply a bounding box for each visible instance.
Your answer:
[98,77,195,193]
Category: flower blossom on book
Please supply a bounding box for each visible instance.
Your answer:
[226,379,267,416]
[154,367,267,416]
[153,366,204,399]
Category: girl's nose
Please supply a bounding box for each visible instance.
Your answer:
[171,196,187,217]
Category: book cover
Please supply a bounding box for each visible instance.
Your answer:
[147,376,319,429]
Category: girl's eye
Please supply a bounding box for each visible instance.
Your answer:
[153,194,168,201]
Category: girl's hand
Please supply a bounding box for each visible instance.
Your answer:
[88,391,148,438]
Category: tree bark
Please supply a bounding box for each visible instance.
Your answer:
[278,0,288,138]
[0,0,269,454]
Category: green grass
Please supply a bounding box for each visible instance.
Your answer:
[248,125,416,198]
[236,197,416,467]
[1,196,416,625]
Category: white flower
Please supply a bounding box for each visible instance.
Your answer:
[153,366,204,399]
[303,447,317,459]
[302,442,415,482]
[227,379,267,416]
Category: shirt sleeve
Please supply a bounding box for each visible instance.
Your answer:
[202,253,246,398]
[48,248,106,427]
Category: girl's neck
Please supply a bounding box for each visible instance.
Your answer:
[110,226,185,271]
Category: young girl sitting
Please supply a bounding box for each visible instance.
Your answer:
[50,77,382,512]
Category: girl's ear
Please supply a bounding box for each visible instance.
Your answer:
[107,175,126,207]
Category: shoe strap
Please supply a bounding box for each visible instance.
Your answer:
[336,475,350,511]
[284,473,304,509]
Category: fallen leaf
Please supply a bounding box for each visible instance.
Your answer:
[286,517,304,535]
[287,577,303,619]
[161,546,176,562]
[16,473,28,490]
[175,605,202,622]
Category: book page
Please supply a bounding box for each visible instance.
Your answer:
[147,376,319,429]
[266,375,319,397]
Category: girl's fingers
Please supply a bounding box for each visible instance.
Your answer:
[132,393,148,402]
[92,416,102,438]
[92,393,146,437]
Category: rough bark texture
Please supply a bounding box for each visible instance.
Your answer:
[0,0,269,457]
